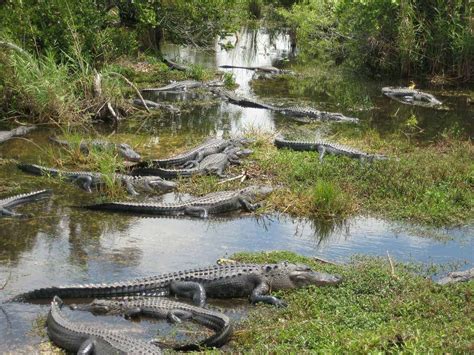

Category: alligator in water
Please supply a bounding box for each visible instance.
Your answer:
[132,98,180,114]
[436,267,474,285]
[132,147,252,179]
[140,137,252,169]
[274,135,387,162]
[13,261,342,308]
[382,87,442,107]
[49,136,141,162]
[0,125,36,144]
[0,189,52,217]
[142,80,224,93]
[211,88,358,123]
[47,296,162,354]
[219,64,293,75]
[17,163,176,195]
[72,297,232,350]
[83,185,272,218]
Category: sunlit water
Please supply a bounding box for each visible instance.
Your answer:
[0,27,472,351]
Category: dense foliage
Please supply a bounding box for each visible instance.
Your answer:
[280,0,473,81]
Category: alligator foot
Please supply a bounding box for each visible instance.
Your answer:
[73,175,94,193]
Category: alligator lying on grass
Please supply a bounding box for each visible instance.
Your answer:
[0,189,52,217]
[274,135,387,162]
[132,98,181,114]
[382,87,442,107]
[14,261,342,308]
[0,125,36,144]
[17,163,176,195]
[133,147,252,179]
[142,80,224,93]
[212,88,359,123]
[48,296,162,354]
[437,267,474,285]
[219,64,293,75]
[141,137,252,169]
[49,136,141,162]
[84,185,272,218]
[72,297,232,350]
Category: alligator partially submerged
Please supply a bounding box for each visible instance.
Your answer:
[211,88,358,123]
[274,136,387,162]
[47,296,162,354]
[0,125,36,144]
[72,297,232,350]
[17,163,176,195]
[84,185,272,218]
[142,80,224,93]
[49,136,141,162]
[436,267,474,285]
[219,64,293,75]
[14,261,342,308]
[133,147,252,179]
[132,98,180,114]
[382,87,442,107]
[0,189,52,217]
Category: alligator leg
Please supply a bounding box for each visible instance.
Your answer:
[73,176,94,193]
[170,280,207,307]
[317,146,326,163]
[0,208,24,218]
[182,160,199,169]
[124,180,139,195]
[250,282,287,307]
[184,206,209,218]
[77,338,97,354]
[238,197,260,212]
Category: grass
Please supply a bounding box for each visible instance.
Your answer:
[229,251,474,353]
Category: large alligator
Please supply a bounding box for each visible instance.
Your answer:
[0,189,52,217]
[211,88,358,123]
[142,80,224,93]
[382,87,442,107]
[13,261,342,308]
[274,135,387,162]
[83,185,272,218]
[49,136,141,162]
[132,147,252,179]
[72,297,232,350]
[0,125,36,144]
[17,163,176,195]
[47,296,162,354]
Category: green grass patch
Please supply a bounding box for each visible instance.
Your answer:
[230,251,474,353]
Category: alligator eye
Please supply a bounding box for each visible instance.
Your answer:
[265,266,272,272]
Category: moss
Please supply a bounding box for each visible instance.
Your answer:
[229,251,474,353]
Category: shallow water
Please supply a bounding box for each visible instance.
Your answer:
[0,27,472,351]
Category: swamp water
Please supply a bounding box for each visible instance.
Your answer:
[0,28,473,351]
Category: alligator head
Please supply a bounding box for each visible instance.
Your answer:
[117,143,141,162]
[325,112,359,123]
[264,261,342,290]
[147,177,177,192]
[230,137,255,147]
[70,299,119,315]
[240,185,273,202]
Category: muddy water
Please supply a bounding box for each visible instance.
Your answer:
[0,28,473,351]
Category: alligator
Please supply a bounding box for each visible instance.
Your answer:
[163,58,189,71]
[17,163,176,195]
[0,125,36,144]
[14,261,342,308]
[47,296,162,354]
[274,135,387,162]
[436,267,474,285]
[0,189,52,217]
[219,64,293,75]
[83,185,272,218]
[132,98,180,114]
[132,147,252,179]
[142,80,224,93]
[49,136,141,162]
[141,137,252,169]
[211,88,359,123]
[382,87,442,107]
[72,297,232,350]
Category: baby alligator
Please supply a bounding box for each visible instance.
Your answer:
[0,189,52,217]
[72,297,232,350]
[17,163,176,195]
[133,147,252,179]
[14,262,342,308]
[48,296,161,354]
[49,136,141,162]
[274,136,387,162]
[83,185,272,218]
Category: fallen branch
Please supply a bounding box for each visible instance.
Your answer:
[107,72,150,113]
[386,251,398,278]
[218,171,247,184]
